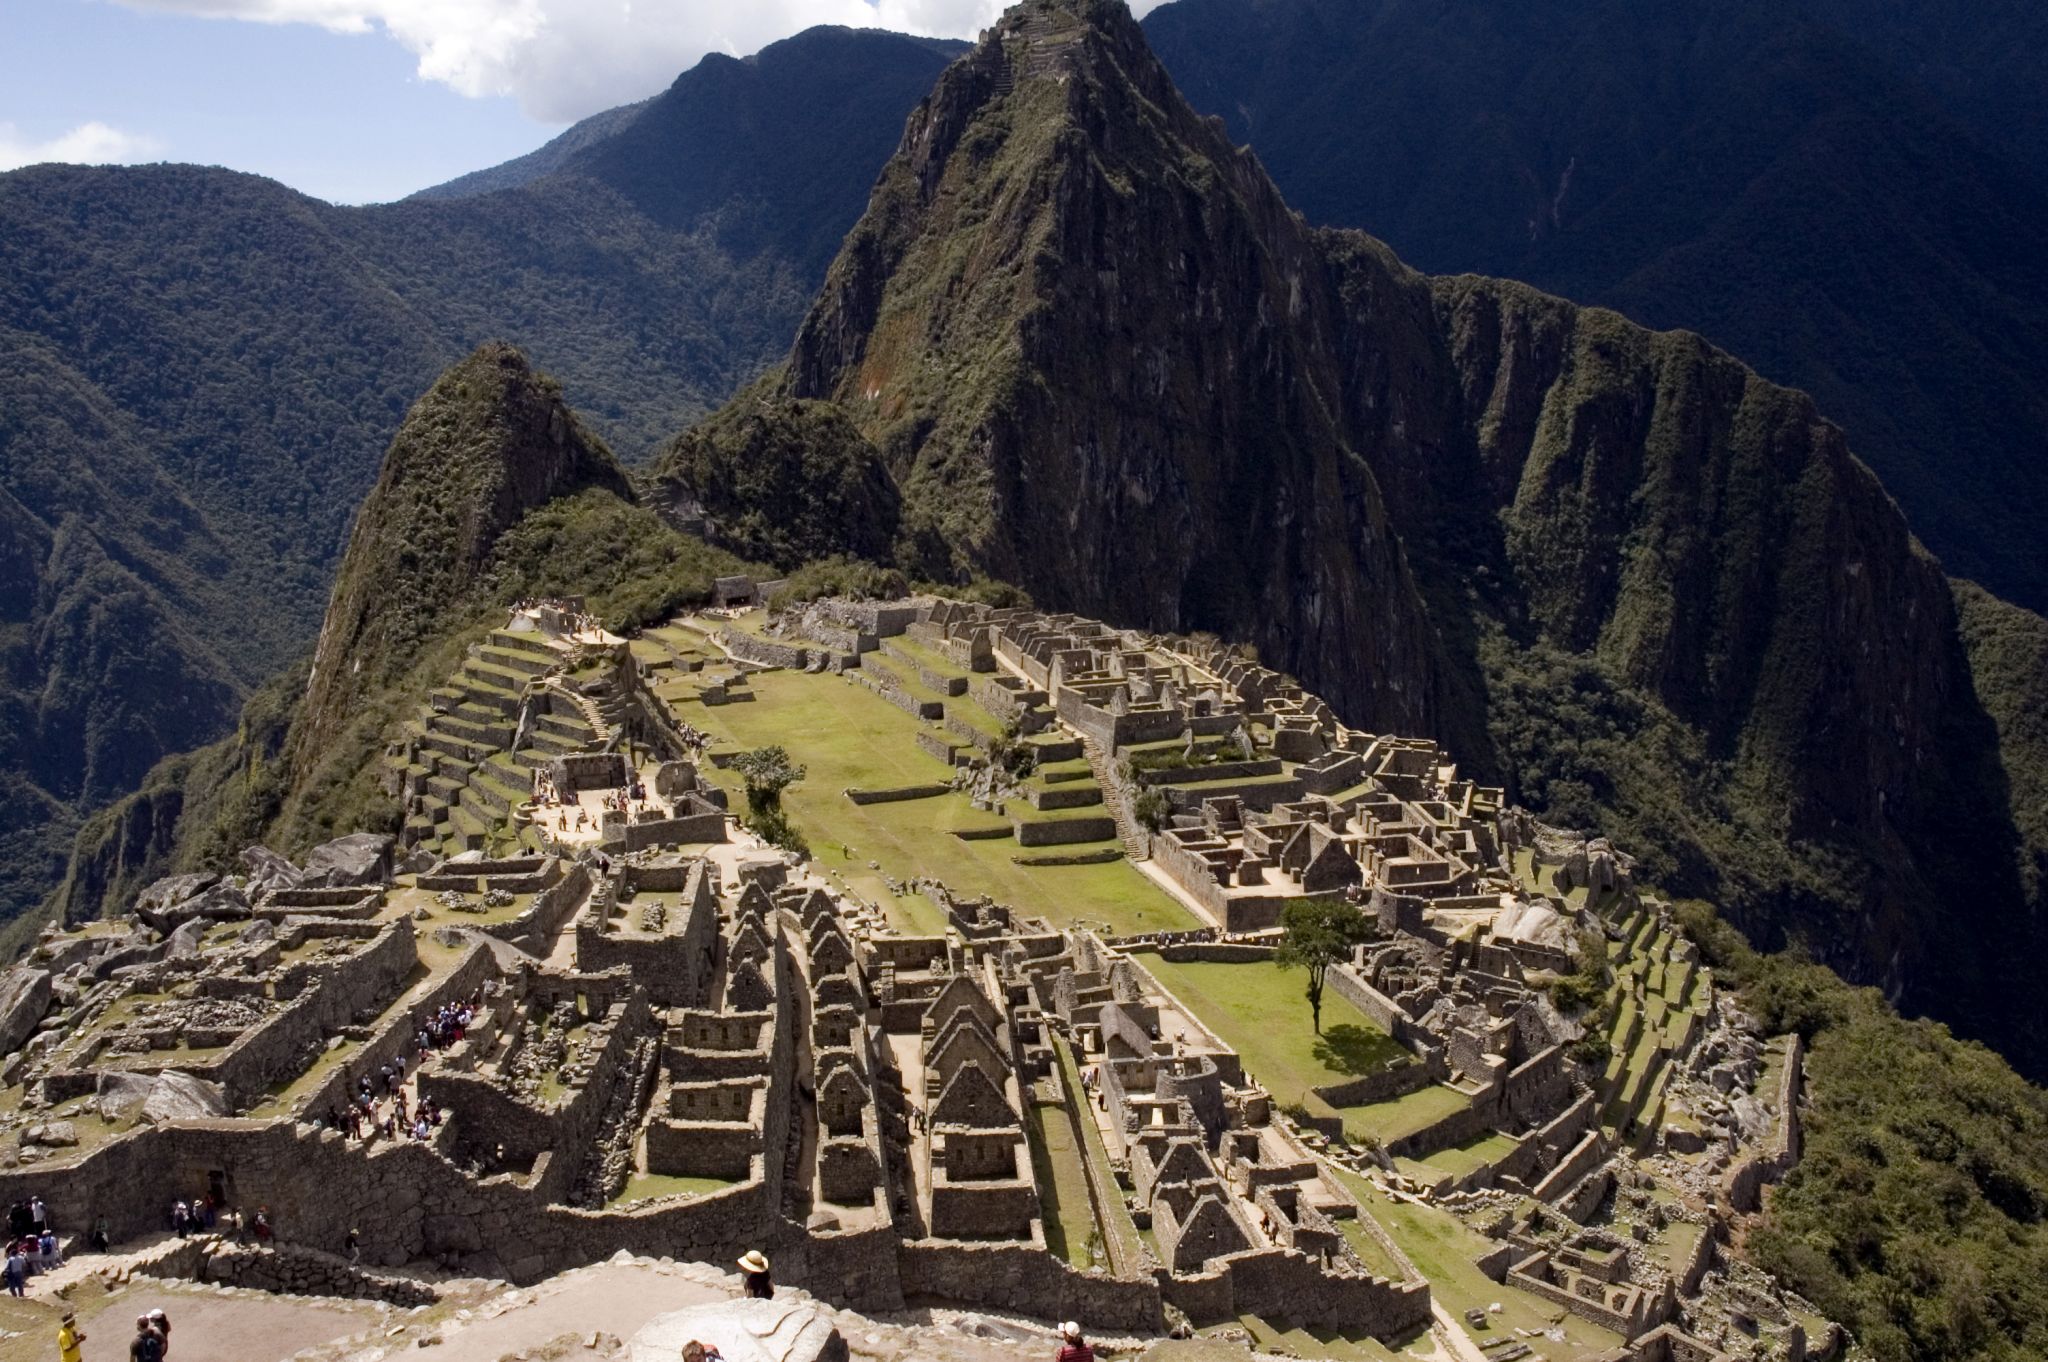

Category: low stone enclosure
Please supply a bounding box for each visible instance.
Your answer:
[0,595,1828,1361]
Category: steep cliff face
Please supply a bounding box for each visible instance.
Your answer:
[712,0,2048,1067]
[295,343,631,767]
[785,0,1441,728]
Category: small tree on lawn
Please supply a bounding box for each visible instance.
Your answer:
[731,745,806,820]
[1275,897,1373,1033]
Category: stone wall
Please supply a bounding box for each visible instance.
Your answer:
[1721,1035,1804,1213]
[297,943,497,1120]
[141,1237,440,1306]
[896,1240,1164,1332]
[844,785,954,806]
[477,863,593,952]
[1171,1248,1432,1338]
[1014,815,1118,847]
[619,812,729,851]
[1312,1057,1436,1110]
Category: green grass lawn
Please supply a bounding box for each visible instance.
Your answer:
[1415,1129,1522,1179]
[1025,1088,1102,1269]
[1131,954,1408,1120]
[1326,1165,1624,1353]
[1341,1082,1474,1147]
[1052,1034,1145,1272]
[607,1172,735,1207]
[692,670,1198,935]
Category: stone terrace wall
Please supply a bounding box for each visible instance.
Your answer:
[295,943,498,1120]
[1180,1248,1432,1337]
[897,1240,1164,1332]
[477,863,593,952]
[141,1237,440,1306]
[0,1118,779,1286]
[1721,1035,1805,1213]
[1325,963,1446,1062]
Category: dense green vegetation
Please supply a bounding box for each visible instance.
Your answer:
[1679,903,2048,1362]
[1145,0,2048,617]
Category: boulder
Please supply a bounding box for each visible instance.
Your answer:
[240,919,278,946]
[137,872,219,917]
[21,1120,78,1148]
[303,833,396,887]
[96,1071,157,1122]
[104,1070,230,1125]
[628,1299,847,1362]
[166,920,207,959]
[0,967,52,1055]
[240,845,303,894]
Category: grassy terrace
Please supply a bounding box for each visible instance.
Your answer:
[1326,1164,1624,1354]
[691,669,1198,936]
[1025,1082,1101,1268]
[1052,1035,1146,1270]
[607,1172,734,1207]
[1130,954,1449,1138]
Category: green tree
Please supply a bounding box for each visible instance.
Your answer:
[731,745,806,819]
[1275,897,1373,1033]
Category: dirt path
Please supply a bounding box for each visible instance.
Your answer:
[73,1282,378,1362]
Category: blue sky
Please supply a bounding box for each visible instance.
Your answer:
[1,0,1164,204]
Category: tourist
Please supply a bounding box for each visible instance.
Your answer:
[1055,1322,1094,1362]
[3,1242,25,1297]
[39,1228,61,1265]
[147,1307,172,1356]
[170,1200,190,1240]
[346,1227,361,1264]
[57,1309,86,1362]
[29,1196,48,1234]
[129,1314,163,1362]
[252,1207,273,1244]
[736,1249,773,1299]
[90,1215,110,1252]
[682,1342,725,1362]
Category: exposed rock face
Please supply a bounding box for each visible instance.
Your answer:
[628,1299,848,1362]
[0,968,51,1056]
[714,0,2048,1067]
[98,1069,232,1125]
[294,343,633,768]
[302,832,395,888]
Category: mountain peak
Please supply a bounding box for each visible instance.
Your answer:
[294,344,629,765]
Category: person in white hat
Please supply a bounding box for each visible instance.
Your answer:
[737,1249,773,1299]
[1056,1321,1094,1362]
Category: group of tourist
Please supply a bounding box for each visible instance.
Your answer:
[170,1196,269,1244]
[2,1196,61,1294]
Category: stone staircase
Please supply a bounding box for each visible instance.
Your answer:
[1081,733,1150,861]
[399,630,611,858]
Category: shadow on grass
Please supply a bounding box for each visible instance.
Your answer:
[1314,1023,1400,1076]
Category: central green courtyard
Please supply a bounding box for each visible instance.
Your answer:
[685,667,1201,936]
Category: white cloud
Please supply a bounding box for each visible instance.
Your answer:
[0,120,162,172]
[111,0,1167,124]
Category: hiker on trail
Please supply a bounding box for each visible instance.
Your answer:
[3,1243,25,1297]
[736,1250,773,1299]
[29,1196,48,1234]
[129,1314,163,1362]
[1056,1321,1095,1362]
[170,1201,190,1240]
[57,1308,85,1362]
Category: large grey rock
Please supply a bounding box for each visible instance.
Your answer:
[21,1120,78,1148]
[102,1070,229,1125]
[302,833,396,887]
[166,920,207,959]
[0,967,52,1055]
[137,872,218,916]
[628,1299,847,1362]
[240,844,303,894]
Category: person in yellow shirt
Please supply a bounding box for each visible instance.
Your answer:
[57,1309,86,1362]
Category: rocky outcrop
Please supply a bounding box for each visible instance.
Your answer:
[302,833,395,888]
[0,968,51,1056]
[294,343,633,769]
[628,1299,848,1362]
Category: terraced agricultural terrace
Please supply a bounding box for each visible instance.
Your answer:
[0,591,1828,1362]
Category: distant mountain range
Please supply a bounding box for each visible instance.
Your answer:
[0,26,959,927]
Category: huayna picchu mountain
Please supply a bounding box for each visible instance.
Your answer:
[46,343,746,929]
[659,0,2048,1077]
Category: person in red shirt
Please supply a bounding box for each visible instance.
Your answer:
[1056,1321,1093,1362]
